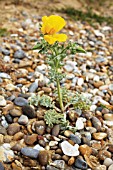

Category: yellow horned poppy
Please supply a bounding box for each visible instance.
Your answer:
[41,15,67,44]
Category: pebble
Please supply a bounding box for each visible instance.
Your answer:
[34,120,46,135]
[103,158,113,167]
[22,105,36,118]
[94,165,106,170]
[74,156,88,169]
[61,141,79,156]
[46,165,59,170]
[0,144,15,162]
[14,97,28,106]
[34,144,45,151]
[51,160,65,169]
[64,64,74,72]
[28,79,38,92]
[69,134,81,144]
[24,134,38,145]
[13,132,24,141]
[109,84,113,91]
[38,150,49,166]
[5,114,13,123]
[7,123,20,136]
[0,96,6,106]
[92,116,102,131]
[10,108,22,117]
[21,147,39,158]
[79,144,92,156]
[76,117,85,130]
[18,115,29,125]
[64,130,73,137]
[77,77,84,86]
[0,162,5,170]
[14,50,26,59]
[104,114,113,121]
[0,72,11,79]
[5,84,17,91]
[98,150,111,160]
[93,132,107,140]
[2,48,10,55]
[0,134,4,144]
[108,164,113,170]
[0,125,7,135]
[52,125,60,136]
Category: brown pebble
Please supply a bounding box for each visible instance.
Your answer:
[62,155,69,162]
[9,108,22,117]
[11,162,22,170]
[98,150,111,160]
[93,132,107,140]
[52,153,61,160]
[79,144,92,156]
[108,145,113,153]
[7,123,20,136]
[68,156,75,166]
[34,120,46,135]
[86,120,92,127]
[42,87,51,93]
[38,150,49,166]
[13,132,24,141]
[24,134,38,145]
[23,157,37,167]
[52,125,60,136]
[4,135,13,143]
[93,81,104,88]
[11,143,22,152]
[64,130,73,137]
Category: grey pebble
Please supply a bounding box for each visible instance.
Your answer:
[18,115,29,125]
[46,165,59,170]
[2,49,10,55]
[0,162,5,170]
[28,79,38,92]
[21,147,39,158]
[14,97,28,106]
[52,160,65,169]
[74,157,88,169]
[14,50,26,59]
[92,116,101,131]
[69,134,81,144]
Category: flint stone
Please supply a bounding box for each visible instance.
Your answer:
[21,147,39,158]
[14,97,28,106]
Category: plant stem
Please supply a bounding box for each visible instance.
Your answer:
[56,78,64,112]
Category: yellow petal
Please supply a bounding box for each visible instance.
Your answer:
[53,34,67,42]
[41,15,66,35]
[44,34,67,44]
[44,35,56,44]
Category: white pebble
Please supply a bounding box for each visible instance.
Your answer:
[61,141,79,156]
[103,158,113,167]
[77,77,84,86]
[0,96,6,106]
[76,118,84,130]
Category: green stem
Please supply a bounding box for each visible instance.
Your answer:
[51,46,64,112]
[56,78,64,112]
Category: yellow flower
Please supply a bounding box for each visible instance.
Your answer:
[41,15,67,44]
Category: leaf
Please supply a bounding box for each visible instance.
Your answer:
[32,43,42,50]
[76,46,86,53]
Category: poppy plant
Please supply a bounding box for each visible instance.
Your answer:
[33,15,86,113]
[41,15,67,44]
